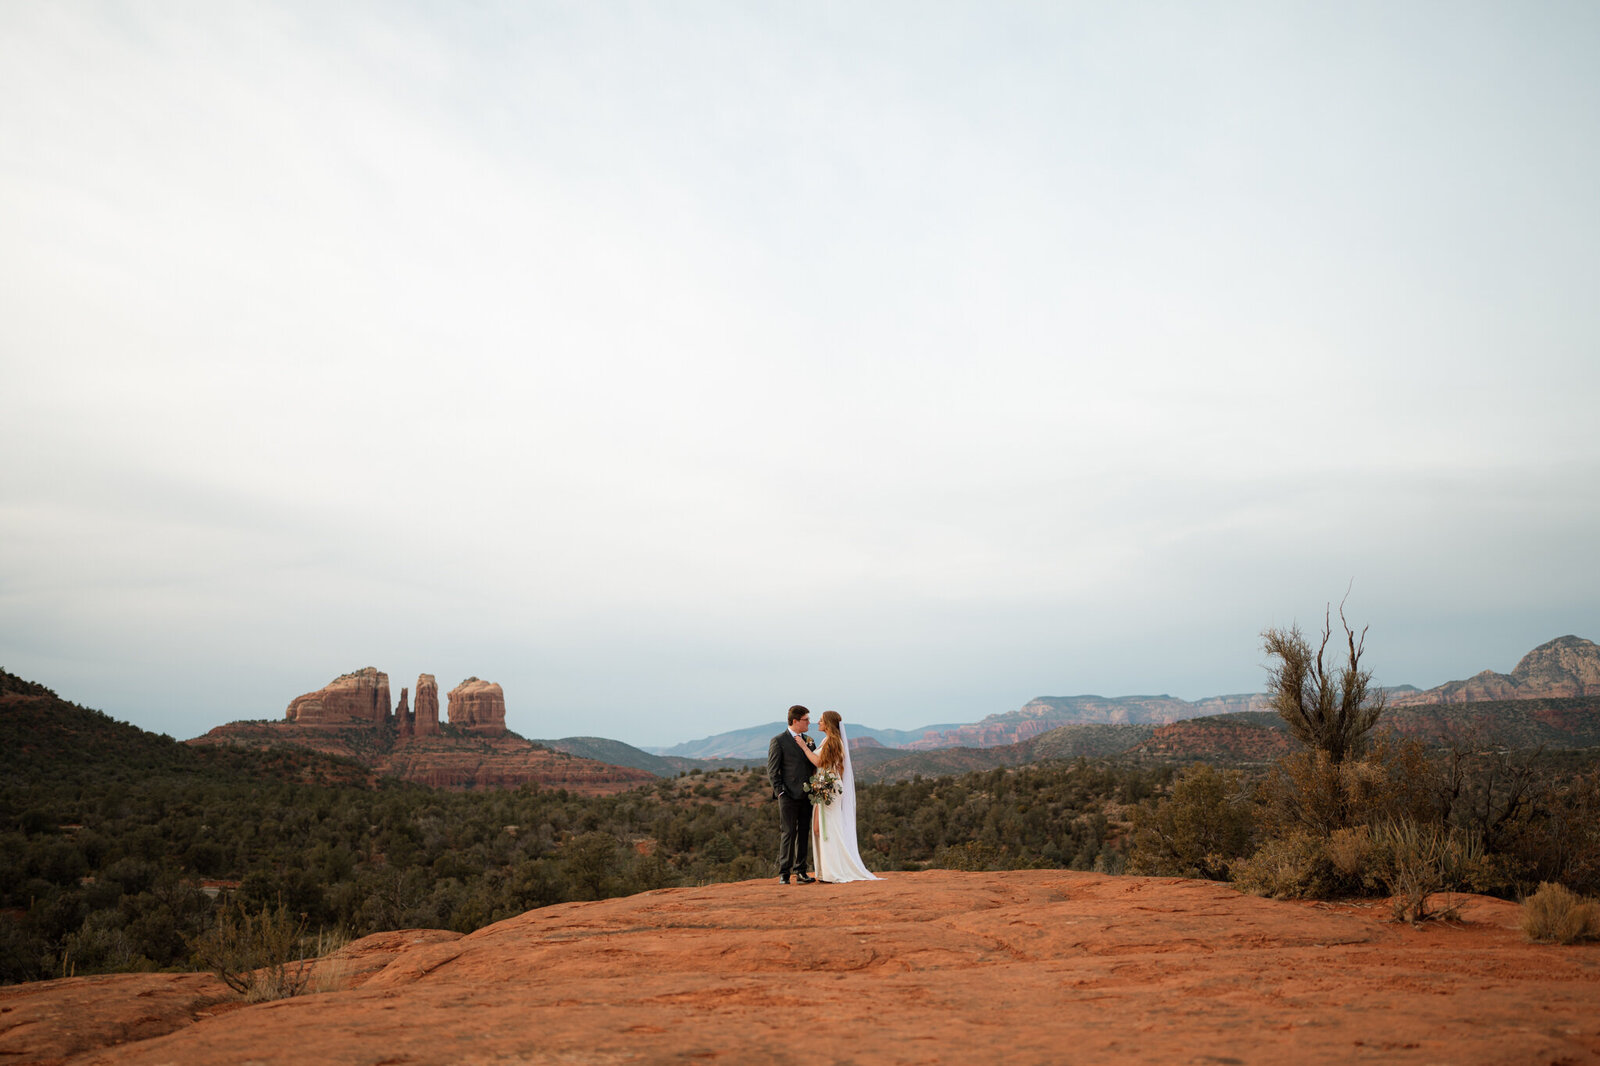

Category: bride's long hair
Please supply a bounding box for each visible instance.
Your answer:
[817,711,845,773]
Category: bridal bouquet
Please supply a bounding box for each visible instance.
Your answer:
[803,769,841,807]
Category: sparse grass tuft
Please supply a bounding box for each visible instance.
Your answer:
[307,929,353,993]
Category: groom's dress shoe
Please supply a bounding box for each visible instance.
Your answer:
[779,876,790,885]
[795,873,816,884]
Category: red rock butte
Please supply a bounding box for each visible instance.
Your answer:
[412,673,441,737]
[5,871,1597,1065]
[394,686,412,738]
[446,676,506,734]
[284,667,391,726]
[284,669,506,738]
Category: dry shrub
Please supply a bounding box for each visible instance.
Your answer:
[1258,736,1438,839]
[1256,751,1345,836]
[1229,828,1380,900]
[1229,832,1327,899]
[1520,882,1600,944]
[196,901,344,1001]
[1236,733,1448,902]
[1370,820,1483,923]
[1323,826,1376,882]
[1262,609,1384,764]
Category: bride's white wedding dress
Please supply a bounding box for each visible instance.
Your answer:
[810,724,879,883]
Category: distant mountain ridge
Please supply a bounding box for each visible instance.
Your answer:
[902,693,1274,750]
[855,723,1162,784]
[649,720,968,760]
[1389,635,1600,705]
[655,636,1598,758]
[655,695,1279,760]
[535,736,763,777]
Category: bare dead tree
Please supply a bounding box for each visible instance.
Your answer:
[1466,745,1542,853]
[1262,599,1386,764]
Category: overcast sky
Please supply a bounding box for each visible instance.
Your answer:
[3,2,1598,749]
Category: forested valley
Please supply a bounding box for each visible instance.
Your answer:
[1,670,1156,984]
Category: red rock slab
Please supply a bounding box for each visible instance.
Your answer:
[0,972,230,1065]
[0,930,461,1066]
[16,871,1600,1065]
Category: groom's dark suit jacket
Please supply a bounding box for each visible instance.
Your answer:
[767,729,815,798]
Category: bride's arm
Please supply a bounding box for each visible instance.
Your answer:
[792,734,822,767]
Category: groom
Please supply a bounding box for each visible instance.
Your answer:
[767,704,816,885]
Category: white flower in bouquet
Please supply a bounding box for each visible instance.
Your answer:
[803,768,841,806]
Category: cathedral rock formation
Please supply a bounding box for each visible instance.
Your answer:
[396,687,413,738]
[448,677,507,735]
[285,667,392,726]
[414,675,441,737]
[196,668,661,793]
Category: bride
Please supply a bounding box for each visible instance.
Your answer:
[791,711,879,883]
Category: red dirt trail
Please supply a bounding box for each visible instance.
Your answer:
[2,870,1597,1065]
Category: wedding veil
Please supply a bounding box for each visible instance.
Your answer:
[838,723,860,852]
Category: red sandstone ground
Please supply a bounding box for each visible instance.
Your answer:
[3,871,1597,1065]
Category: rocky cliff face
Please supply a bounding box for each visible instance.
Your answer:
[1127,717,1293,762]
[1514,635,1600,691]
[285,668,392,726]
[447,678,506,735]
[414,675,441,737]
[1389,635,1600,705]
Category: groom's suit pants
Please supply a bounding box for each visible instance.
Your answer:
[777,793,813,877]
